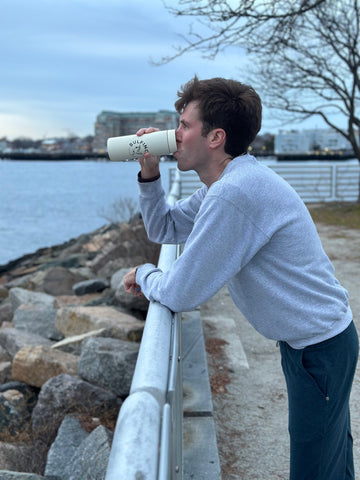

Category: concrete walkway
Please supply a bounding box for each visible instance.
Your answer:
[200,223,360,479]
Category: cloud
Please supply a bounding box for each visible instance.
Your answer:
[0,0,249,139]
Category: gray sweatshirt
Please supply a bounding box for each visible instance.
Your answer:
[136,154,352,349]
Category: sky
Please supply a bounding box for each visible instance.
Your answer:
[0,0,327,140]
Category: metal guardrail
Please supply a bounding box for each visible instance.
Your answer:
[105,170,183,480]
[170,159,360,202]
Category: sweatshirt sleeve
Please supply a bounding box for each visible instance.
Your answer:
[138,176,207,244]
[136,187,270,312]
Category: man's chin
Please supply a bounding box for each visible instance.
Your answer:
[177,165,193,173]
[174,154,192,172]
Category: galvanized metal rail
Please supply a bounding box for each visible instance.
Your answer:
[105,170,183,480]
[169,159,360,203]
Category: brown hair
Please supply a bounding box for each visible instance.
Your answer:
[175,76,262,156]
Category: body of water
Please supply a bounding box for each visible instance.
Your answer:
[0,160,173,266]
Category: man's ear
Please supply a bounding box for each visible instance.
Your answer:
[208,128,226,150]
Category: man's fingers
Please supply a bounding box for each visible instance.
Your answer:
[136,126,160,136]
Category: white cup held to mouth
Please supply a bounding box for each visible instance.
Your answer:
[107,129,177,162]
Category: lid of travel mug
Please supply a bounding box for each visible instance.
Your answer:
[166,130,177,153]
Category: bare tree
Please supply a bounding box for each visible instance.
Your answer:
[161,0,360,164]
[98,197,139,224]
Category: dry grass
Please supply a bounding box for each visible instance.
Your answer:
[308,202,360,229]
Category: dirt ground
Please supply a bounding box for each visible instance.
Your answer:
[201,222,360,480]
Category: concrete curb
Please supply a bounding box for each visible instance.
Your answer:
[182,310,221,479]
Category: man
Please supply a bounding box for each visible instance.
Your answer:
[123,76,358,479]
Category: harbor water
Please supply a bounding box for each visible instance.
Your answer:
[0,159,173,266]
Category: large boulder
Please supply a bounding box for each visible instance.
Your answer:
[0,328,53,359]
[72,278,109,296]
[0,302,13,326]
[12,346,79,388]
[45,415,89,479]
[0,286,8,300]
[86,221,160,277]
[64,425,113,480]
[0,442,36,474]
[0,362,12,385]
[13,305,63,341]
[111,268,149,313]
[31,374,120,446]
[42,266,86,296]
[8,288,56,312]
[0,346,11,363]
[51,329,107,356]
[79,337,139,397]
[55,306,144,341]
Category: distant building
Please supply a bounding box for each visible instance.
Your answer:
[93,110,179,153]
[275,128,355,157]
[0,140,8,152]
[42,138,62,152]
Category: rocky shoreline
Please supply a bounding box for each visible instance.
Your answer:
[0,218,160,479]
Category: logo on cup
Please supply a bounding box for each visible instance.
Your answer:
[128,139,149,157]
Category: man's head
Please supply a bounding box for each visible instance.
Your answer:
[175,76,262,157]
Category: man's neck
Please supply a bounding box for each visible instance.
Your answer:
[198,155,233,187]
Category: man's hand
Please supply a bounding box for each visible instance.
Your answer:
[136,127,161,179]
[123,266,142,297]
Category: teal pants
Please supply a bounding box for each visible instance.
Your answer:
[279,321,359,480]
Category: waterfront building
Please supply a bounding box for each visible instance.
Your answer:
[275,128,355,158]
[93,110,179,153]
[0,140,8,152]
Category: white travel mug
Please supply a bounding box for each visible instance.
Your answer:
[107,129,177,161]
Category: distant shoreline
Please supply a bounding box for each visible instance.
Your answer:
[1,151,356,162]
[0,152,109,161]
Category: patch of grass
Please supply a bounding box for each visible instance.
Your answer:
[308,202,360,229]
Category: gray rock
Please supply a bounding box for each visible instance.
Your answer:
[79,337,139,397]
[0,472,46,480]
[72,278,109,296]
[113,280,149,312]
[87,221,160,277]
[0,302,13,325]
[0,286,8,300]
[70,266,96,280]
[42,267,86,296]
[55,305,144,341]
[43,253,89,270]
[32,374,120,446]
[0,442,36,475]
[13,306,63,341]
[66,425,113,480]
[0,362,12,384]
[110,268,127,291]
[12,345,79,388]
[111,267,150,313]
[45,416,89,479]
[51,329,106,356]
[4,270,47,292]
[0,346,11,363]
[8,288,56,312]
[0,328,53,359]
[87,242,128,275]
